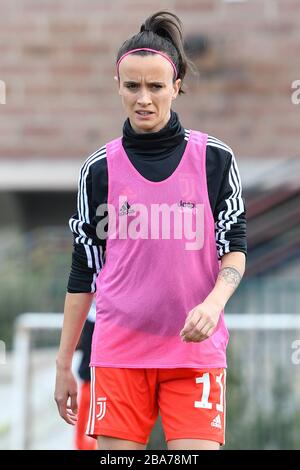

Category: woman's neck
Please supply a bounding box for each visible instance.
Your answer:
[122,109,185,156]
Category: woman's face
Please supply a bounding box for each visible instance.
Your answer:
[116,54,181,134]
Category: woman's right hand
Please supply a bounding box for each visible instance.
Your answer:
[54,365,78,425]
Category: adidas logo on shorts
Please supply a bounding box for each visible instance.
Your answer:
[211,414,222,429]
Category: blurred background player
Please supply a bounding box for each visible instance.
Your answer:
[74,297,97,450]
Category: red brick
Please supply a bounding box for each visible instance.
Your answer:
[0,0,299,162]
[175,0,218,13]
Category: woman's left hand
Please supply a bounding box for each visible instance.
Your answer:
[179,299,223,343]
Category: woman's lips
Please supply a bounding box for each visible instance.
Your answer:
[135,111,154,119]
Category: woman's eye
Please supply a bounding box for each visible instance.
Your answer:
[125,84,162,90]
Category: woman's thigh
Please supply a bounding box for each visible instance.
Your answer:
[97,436,147,450]
[167,438,220,450]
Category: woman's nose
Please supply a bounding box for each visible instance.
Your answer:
[137,89,152,105]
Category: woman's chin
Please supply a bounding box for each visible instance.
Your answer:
[132,119,158,133]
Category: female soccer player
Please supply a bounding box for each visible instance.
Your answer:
[55,10,247,450]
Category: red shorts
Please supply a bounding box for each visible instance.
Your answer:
[86,367,226,446]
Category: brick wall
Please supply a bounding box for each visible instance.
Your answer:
[0,0,299,161]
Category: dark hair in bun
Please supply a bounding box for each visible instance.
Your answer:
[116,10,197,95]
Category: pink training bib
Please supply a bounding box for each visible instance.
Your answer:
[90,130,229,368]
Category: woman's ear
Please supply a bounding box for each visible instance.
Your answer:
[173,78,182,99]
[114,75,122,95]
